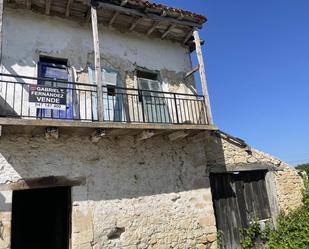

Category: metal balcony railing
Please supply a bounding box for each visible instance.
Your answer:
[0,73,208,125]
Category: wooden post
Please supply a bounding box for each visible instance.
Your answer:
[193,29,214,125]
[91,3,104,122]
[0,0,4,65]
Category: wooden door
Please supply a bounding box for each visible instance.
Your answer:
[138,78,171,123]
[88,66,125,122]
[102,68,125,122]
[210,171,271,249]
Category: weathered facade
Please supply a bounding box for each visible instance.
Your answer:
[0,1,304,249]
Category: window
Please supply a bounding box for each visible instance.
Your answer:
[136,69,171,123]
[136,70,158,81]
[137,69,161,103]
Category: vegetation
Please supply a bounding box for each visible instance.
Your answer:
[240,170,309,249]
[296,163,309,175]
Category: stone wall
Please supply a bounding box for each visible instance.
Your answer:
[0,130,305,249]
[0,134,216,249]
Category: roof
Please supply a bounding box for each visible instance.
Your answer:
[7,0,207,48]
[114,0,207,25]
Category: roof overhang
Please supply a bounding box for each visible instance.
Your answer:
[7,0,207,51]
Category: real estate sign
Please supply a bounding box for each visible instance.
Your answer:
[29,85,67,111]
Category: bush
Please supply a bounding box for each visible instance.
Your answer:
[296,163,309,175]
[240,174,309,249]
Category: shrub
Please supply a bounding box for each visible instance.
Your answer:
[296,163,309,175]
[240,174,309,249]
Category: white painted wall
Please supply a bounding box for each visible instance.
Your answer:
[1,7,192,77]
[0,7,204,122]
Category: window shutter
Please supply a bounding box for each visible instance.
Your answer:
[87,66,98,121]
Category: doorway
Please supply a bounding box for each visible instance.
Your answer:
[137,70,171,123]
[11,187,71,249]
[210,170,271,249]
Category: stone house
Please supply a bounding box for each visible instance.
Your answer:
[0,0,304,249]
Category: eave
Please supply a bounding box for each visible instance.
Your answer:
[6,0,207,50]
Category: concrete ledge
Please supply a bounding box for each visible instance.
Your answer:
[0,117,218,131]
[0,118,218,137]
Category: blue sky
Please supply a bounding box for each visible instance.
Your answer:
[159,0,309,165]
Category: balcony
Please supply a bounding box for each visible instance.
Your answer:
[0,74,217,137]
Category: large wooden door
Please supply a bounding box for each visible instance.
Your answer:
[210,171,271,249]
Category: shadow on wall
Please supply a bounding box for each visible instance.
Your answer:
[0,193,12,212]
[0,62,37,117]
[0,133,216,202]
[0,95,19,117]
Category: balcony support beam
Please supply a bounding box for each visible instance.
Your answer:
[193,29,213,125]
[45,127,59,140]
[90,128,106,143]
[184,65,199,79]
[91,2,104,122]
[168,130,189,141]
[136,130,156,141]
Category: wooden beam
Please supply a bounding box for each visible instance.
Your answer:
[177,13,184,20]
[183,28,194,44]
[136,130,156,141]
[161,23,176,39]
[109,0,127,27]
[0,0,3,65]
[26,0,32,9]
[85,7,91,23]
[91,4,104,122]
[97,2,201,28]
[45,0,51,15]
[147,10,168,36]
[129,17,141,31]
[90,128,106,143]
[193,30,213,125]
[45,127,59,140]
[108,12,119,27]
[65,0,74,17]
[184,65,199,79]
[147,21,160,36]
[168,131,189,141]
[120,0,128,6]
[0,176,86,191]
